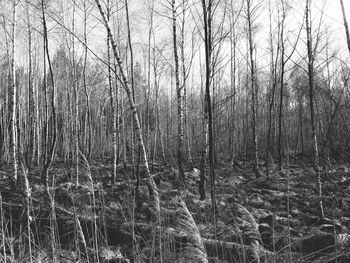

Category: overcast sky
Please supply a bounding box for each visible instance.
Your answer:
[5,0,350,85]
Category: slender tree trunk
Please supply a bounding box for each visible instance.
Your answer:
[41,1,58,261]
[11,0,18,183]
[278,5,286,171]
[26,0,34,169]
[106,0,117,184]
[172,0,187,187]
[152,71,158,171]
[199,79,207,200]
[340,0,350,55]
[41,0,57,185]
[306,0,324,218]
[266,0,279,175]
[180,0,194,171]
[247,0,259,178]
[125,0,136,179]
[201,0,217,214]
[229,14,237,167]
[299,100,304,152]
[146,1,154,160]
[72,2,80,187]
[83,0,92,160]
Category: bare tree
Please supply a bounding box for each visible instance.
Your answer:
[305,0,324,218]
[82,0,92,161]
[41,1,58,261]
[72,0,80,187]
[246,0,259,178]
[106,0,118,184]
[10,0,18,183]
[266,0,280,175]
[201,0,217,212]
[172,0,187,187]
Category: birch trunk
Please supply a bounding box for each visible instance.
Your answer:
[172,0,187,187]
[11,0,18,182]
[94,0,159,210]
[306,0,324,218]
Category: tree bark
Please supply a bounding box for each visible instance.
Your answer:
[125,0,137,181]
[172,0,187,187]
[278,3,286,171]
[201,0,217,214]
[10,0,18,183]
[72,2,80,187]
[106,0,117,184]
[246,0,259,178]
[305,0,324,218]
[82,0,92,160]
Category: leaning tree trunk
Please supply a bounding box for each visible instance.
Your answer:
[340,0,350,55]
[94,0,159,210]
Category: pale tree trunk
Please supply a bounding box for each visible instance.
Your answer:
[152,46,163,169]
[106,0,117,184]
[36,64,41,166]
[266,0,279,176]
[229,17,236,166]
[306,0,324,218]
[94,0,159,210]
[24,4,34,258]
[25,0,34,169]
[199,79,208,200]
[146,0,154,160]
[153,52,166,165]
[2,18,10,164]
[64,65,71,162]
[340,0,350,55]
[172,0,187,187]
[246,0,259,178]
[11,0,18,183]
[125,0,136,176]
[124,0,131,170]
[114,62,121,168]
[278,4,286,171]
[83,0,92,160]
[229,0,241,168]
[180,0,194,171]
[72,2,80,187]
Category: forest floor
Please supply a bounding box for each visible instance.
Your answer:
[0,156,350,262]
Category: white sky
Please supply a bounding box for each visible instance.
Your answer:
[4,0,350,84]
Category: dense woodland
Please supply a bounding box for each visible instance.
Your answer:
[0,0,350,262]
